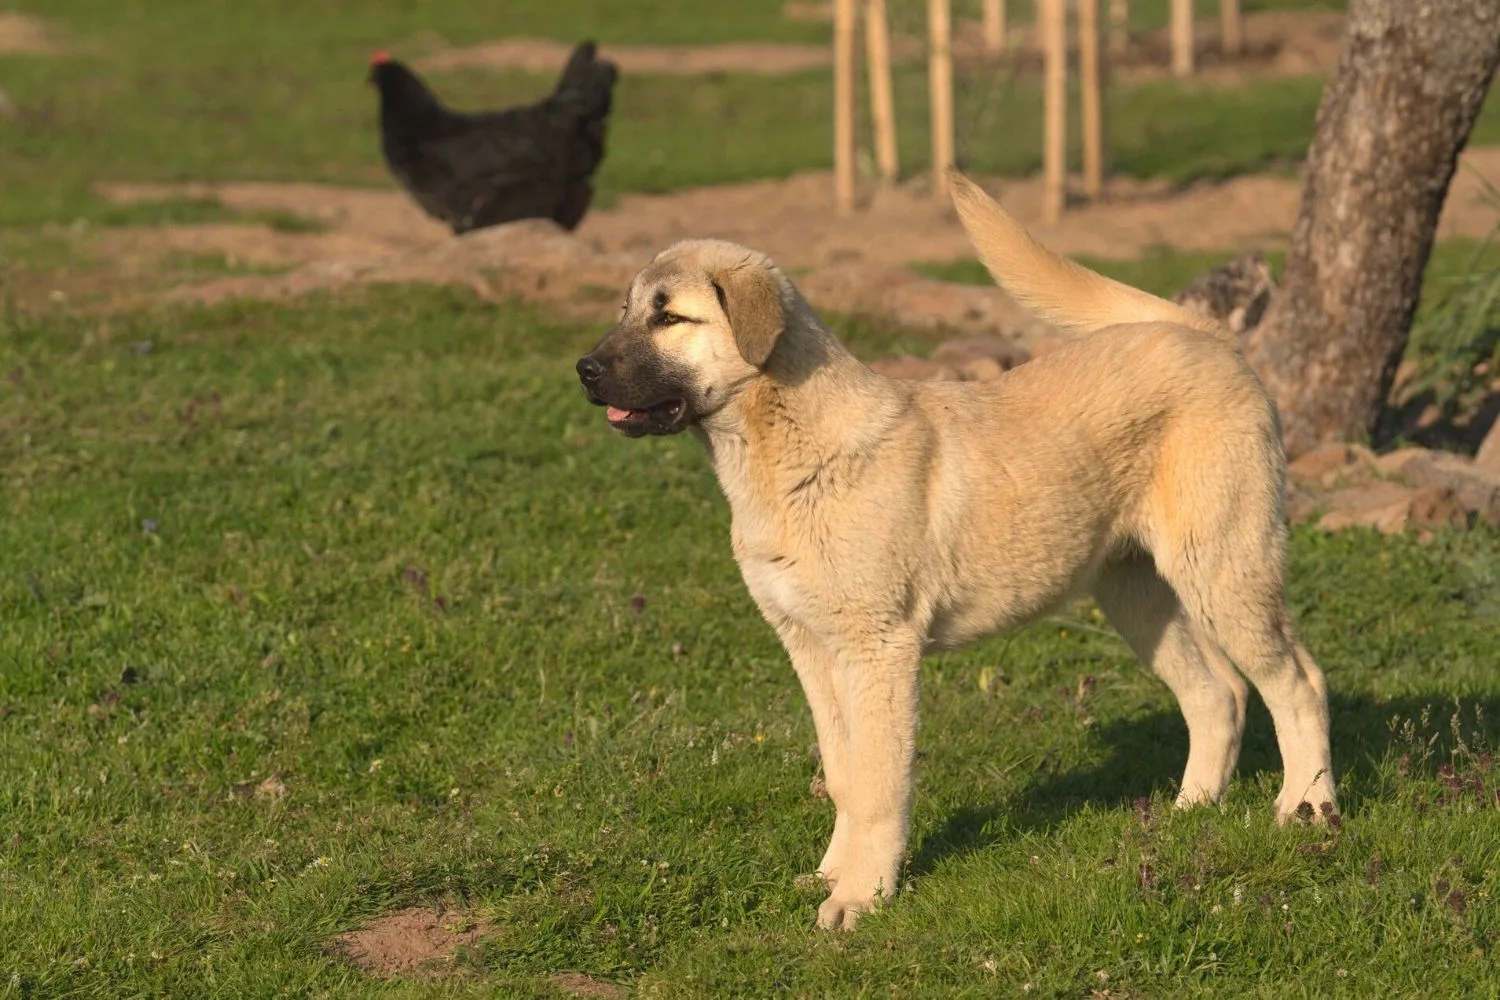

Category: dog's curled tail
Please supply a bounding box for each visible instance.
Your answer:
[946,168,1232,343]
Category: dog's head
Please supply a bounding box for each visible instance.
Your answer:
[576,240,790,437]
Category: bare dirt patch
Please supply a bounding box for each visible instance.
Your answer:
[94,181,449,247]
[782,1,833,24]
[334,905,493,979]
[0,12,61,55]
[552,971,629,998]
[580,143,1500,271]
[415,38,829,77]
[94,223,401,271]
[55,146,1500,334]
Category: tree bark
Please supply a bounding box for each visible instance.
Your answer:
[1244,0,1500,458]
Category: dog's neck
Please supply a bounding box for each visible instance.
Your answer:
[692,305,907,516]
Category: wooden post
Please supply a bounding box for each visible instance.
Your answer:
[1041,0,1066,224]
[1108,0,1129,56]
[1078,0,1104,199]
[834,0,857,213]
[865,0,899,183]
[982,0,1006,55]
[928,0,954,198]
[1220,0,1243,57]
[1170,0,1194,77]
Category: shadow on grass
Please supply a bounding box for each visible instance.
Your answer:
[910,690,1500,876]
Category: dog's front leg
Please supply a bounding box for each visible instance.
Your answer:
[778,624,854,890]
[815,630,921,932]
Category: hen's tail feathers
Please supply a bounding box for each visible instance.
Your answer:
[945,168,1232,343]
[553,40,619,122]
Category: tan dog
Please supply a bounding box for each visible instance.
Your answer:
[576,169,1337,930]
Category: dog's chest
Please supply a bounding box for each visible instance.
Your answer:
[739,554,810,626]
[712,429,843,627]
[730,510,810,619]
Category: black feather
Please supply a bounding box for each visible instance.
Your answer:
[370,42,619,234]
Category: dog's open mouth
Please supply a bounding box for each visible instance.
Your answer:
[604,398,688,436]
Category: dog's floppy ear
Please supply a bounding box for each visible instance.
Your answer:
[712,262,786,368]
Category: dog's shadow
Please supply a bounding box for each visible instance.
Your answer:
[908,691,1500,876]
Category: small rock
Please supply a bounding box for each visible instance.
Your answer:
[1379,449,1500,526]
[1407,487,1471,530]
[958,356,1006,382]
[1287,443,1374,486]
[1316,481,1423,535]
[1373,447,1434,478]
[1316,481,1470,535]
[931,334,1031,371]
[869,356,960,381]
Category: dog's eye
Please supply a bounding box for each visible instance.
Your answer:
[652,311,685,328]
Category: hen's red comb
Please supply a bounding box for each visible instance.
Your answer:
[370,50,391,66]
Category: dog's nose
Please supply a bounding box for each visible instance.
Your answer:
[576,355,605,384]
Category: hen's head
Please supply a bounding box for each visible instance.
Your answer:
[367,54,444,121]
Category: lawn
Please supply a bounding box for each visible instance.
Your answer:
[1,289,1498,997]
[4,0,1498,227]
[3,0,1500,996]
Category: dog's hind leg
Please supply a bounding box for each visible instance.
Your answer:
[1092,556,1247,807]
[1185,598,1335,823]
[1150,460,1337,822]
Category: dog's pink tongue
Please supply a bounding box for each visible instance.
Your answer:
[606,405,632,423]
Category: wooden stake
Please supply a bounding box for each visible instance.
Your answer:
[1108,0,1129,56]
[982,0,1006,55]
[1078,0,1104,200]
[834,0,857,213]
[1041,0,1066,224]
[865,0,899,183]
[1220,0,1243,57]
[928,0,954,198]
[1170,0,1194,77]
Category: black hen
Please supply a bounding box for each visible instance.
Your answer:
[369,43,618,234]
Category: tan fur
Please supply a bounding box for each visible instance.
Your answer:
[946,168,1232,342]
[585,180,1337,932]
[714,260,787,367]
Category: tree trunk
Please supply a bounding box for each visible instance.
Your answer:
[1244,0,1500,458]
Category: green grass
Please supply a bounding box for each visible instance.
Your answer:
[2,288,1499,997]
[3,1,1500,995]
[6,0,1497,228]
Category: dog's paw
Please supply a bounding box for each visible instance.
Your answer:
[816,892,874,932]
[814,871,892,931]
[1274,797,1341,827]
